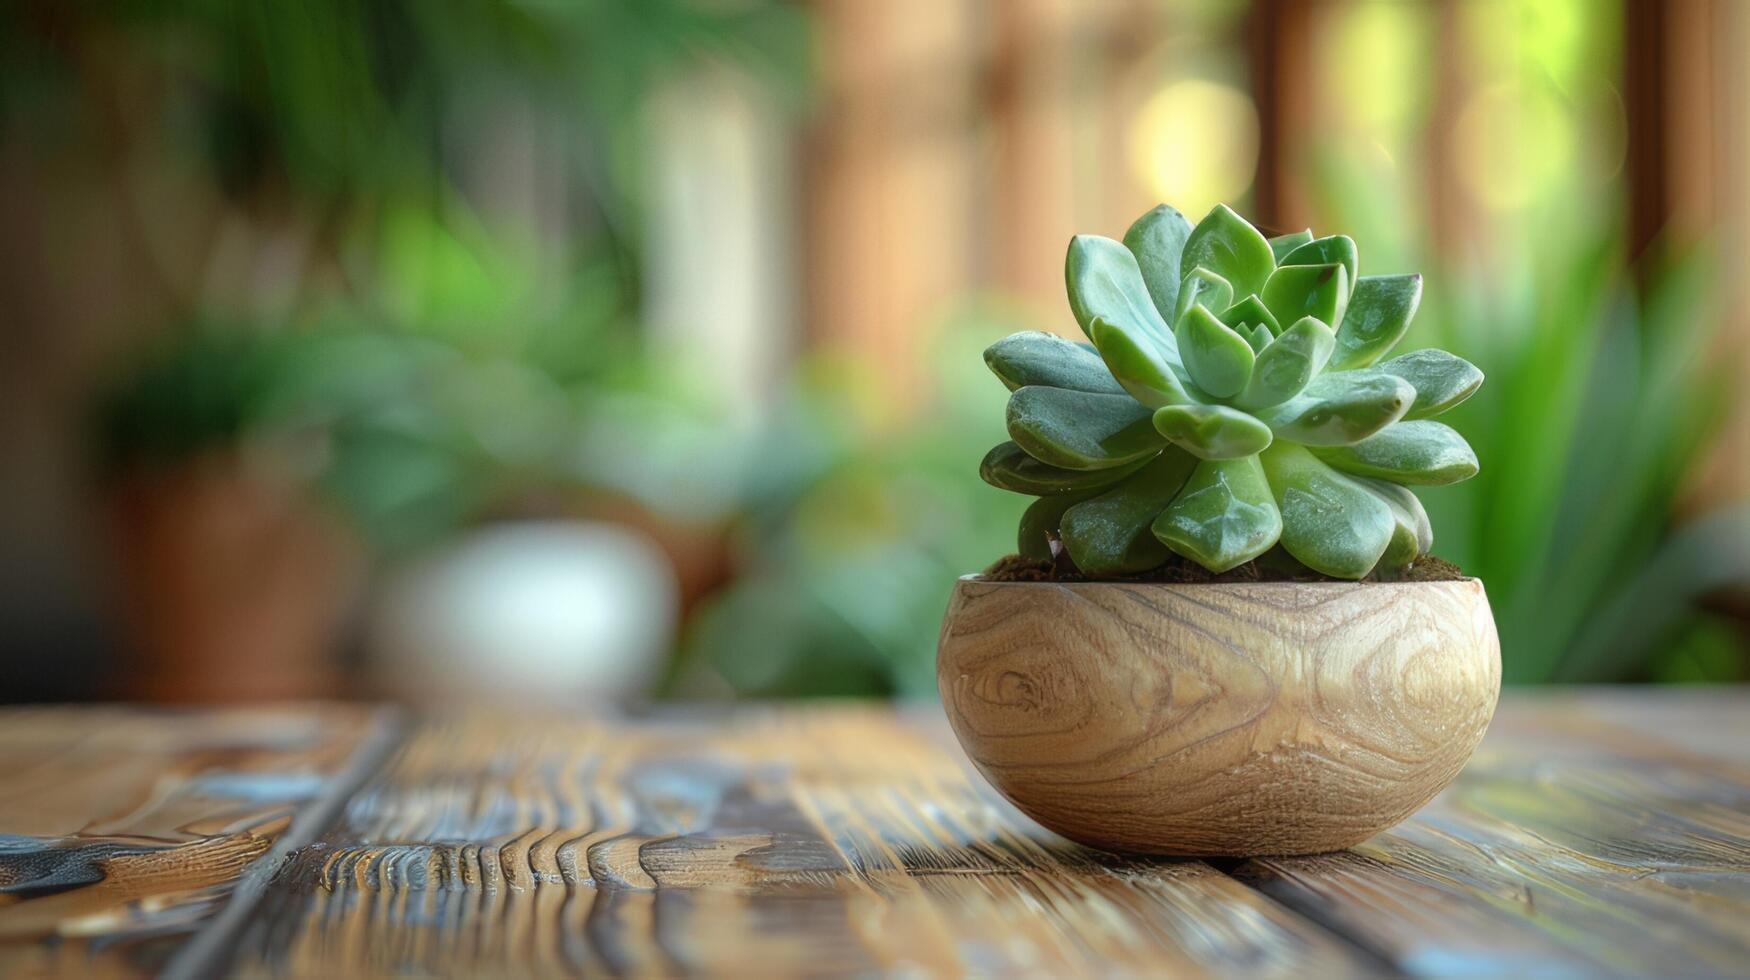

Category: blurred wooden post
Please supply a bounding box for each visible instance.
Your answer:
[1095,1,1166,247]
[988,0,1080,321]
[1622,0,1669,266]
[1246,0,1315,235]
[1425,0,1471,263]
[802,0,977,415]
[1626,0,1750,505]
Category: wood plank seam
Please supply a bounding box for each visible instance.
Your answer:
[160,706,409,980]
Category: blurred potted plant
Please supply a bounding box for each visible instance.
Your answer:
[90,323,541,700]
[93,328,361,701]
[937,203,1499,856]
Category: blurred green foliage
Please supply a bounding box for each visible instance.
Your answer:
[13,0,1746,694]
[1414,242,1749,683]
[676,317,1028,698]
[37,0,807,552]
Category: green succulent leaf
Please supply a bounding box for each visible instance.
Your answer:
[979,441,1149,495]
[1356,477,1432,564]
[989,201,1482,580]
[1088,316,1193,407]
[1217,295,1281,337]
[1267,229,1314,264]
[1312,419,1479,485]
[984,331,1125,394]
[1174,304,1255,398]
[1151,403,1273,460]
[1173,266,1234,327]
[1260,443,1394,579]
[1152,455,1281,572]
[1122,204,1194,324]
[1262,263,1349,335]
[1060,450,1198,575]
[1017,489,1099,559]
[1006,385,1164,469]
[1255,369,1414,445]
[1329,274,1421,370]
[1279,235,1358,295]
[1066,235,1174,354]
[1236,316,1336,409]
[1375,348,1484,419]
[1372,497,1421,570]
[1182,204,1275,298]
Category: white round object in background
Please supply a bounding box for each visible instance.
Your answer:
[368,520,678,704]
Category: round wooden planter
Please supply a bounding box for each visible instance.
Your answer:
[936,576,1500,857]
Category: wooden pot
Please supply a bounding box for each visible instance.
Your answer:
[936,576,1500,856]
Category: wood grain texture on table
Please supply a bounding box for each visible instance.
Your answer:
[0,704,395,978]
[0,690,1743,978]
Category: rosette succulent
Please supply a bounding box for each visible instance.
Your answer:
[980,203,1483,579]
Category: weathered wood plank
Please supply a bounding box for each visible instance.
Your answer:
[1559,685,1750,766]
[0,705,394,978]
[1236,692,1750,976]
[233,706,1377,977]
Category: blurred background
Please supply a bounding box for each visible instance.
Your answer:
[2,0,1746,704]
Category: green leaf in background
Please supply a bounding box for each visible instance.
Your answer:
[1182,204,1275,298]
[1261,442,1394,578]
[1279,235,1359,296]
[1089,316,1194,407]
[1237,316,1335,409]
[1152,456,1281,571]
[1060,450,1197,575]
[1006,385,1164,469]
[1412,237,1738,684]
[1123,204,1195,324]
[1152,403,1274,460]
[1314,420,1478,485]
[1174,304,1255,398]
[980,441,1147,495]
[1262,263,1350,335]
[1256,370,1413,445]
[984,331,1126,394]
[1329,274,1422,371]
[1065,234,1174,353]
[1375,348,1484,419]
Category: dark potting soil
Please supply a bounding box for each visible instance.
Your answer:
[979,551,1467,585]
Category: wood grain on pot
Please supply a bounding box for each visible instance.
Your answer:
[936,578,1502,855]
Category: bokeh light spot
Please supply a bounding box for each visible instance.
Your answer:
[1453,82,1578,212]
[1128,79,1259,217]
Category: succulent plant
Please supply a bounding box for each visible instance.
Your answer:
[980,203,1482,579]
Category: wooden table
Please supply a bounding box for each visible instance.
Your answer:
[0,690,1744,978]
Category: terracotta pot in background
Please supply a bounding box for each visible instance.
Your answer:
[104,452,361,702]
